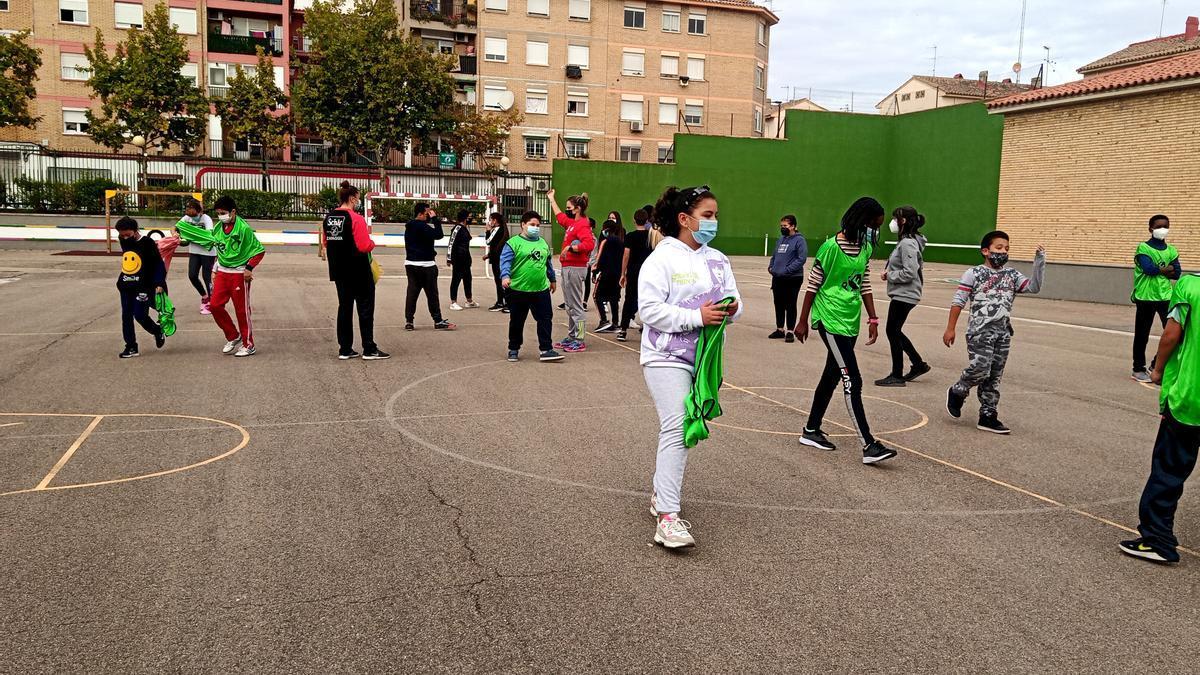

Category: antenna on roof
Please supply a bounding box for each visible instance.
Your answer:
[930,44,938,76]
[1159,0,1168,37]
[1015,0,1028,84]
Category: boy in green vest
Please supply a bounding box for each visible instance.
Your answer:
[501,211,563,362]
[1131,214,1181,383]
[1121,272,1200,564]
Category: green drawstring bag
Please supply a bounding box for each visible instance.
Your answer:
[683,296,736,448]
[155,291,176,337]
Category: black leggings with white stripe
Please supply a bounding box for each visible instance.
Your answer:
[806,323,876,447]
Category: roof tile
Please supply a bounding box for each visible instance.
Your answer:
[912,75,1033,99]
[988,50,1200,109]
[1078,33,1200,74]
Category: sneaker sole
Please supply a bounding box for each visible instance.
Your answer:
[977,424,1011,435]
[653,533,695,549]
[235,350,256,357]
[798,436,836,451]
[362,355,390,360]
[119,354,140,359]
[1118,544,1172,563]
[539,356,564,362]
[862,451,898,465]
[338,355,359,360]
[508,357,518,362]
[875,381,906,387]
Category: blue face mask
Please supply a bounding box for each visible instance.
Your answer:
[526,225,540,238]
[693,218,718,245]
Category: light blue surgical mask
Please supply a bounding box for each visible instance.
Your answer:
[693,218,718,245]
[526,225,540,238]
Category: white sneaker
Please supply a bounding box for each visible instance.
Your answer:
[450,302,464,311]
[234,346,257,357]
[222,338,241,355]
[654,513,695,549]
[465,301,479,308]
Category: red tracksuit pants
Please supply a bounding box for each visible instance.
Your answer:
[210,270,254,348]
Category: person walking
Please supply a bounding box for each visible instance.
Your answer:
[547,189,594,352]
[617,208,653,342]
[501,210,563,363]
[484,212,510,312]
[768,214,807,343]
[593,218,625,332]
[322,181,389,361]
[1131,214,1181,383]
[875,205,930,386]
[447,209,478,311]
[179,198,216,315]
[403,203,456,331]
[115,216,166,358]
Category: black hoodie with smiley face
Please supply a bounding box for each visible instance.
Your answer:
[116,234,166,296]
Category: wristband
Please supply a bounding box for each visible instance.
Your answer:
[867,317,879,325]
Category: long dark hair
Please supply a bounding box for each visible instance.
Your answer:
[653,185,715,238]
[603,218,624,241]
[840,197,884,245]
[893,205,925,239]
[607,211,623,231]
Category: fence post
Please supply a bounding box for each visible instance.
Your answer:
[105,189,114,253]
[763,233,768,256]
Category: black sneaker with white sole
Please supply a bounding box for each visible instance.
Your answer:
[946,386,966,418]
[977,415,1011,434]
[362,349,391,360]
[119,346,139,359]
[507,350,519,362]
[338,350,361,360]
[616,330,628,342]
[1119,538,1177,563]
[404,323,415,331]
[488,303,504,312]
[539,349,564,362]
[862,441,898,465]
[155,330,166,349]
[799,428,836,451]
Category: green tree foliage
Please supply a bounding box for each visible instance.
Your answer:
[84,3,207,185]
[444,108,521,172]
[0,30,43,130]
[217,48,291,191]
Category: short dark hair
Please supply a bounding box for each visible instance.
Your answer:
[1149,214,1170,228]
[634,209,648,226]
[489,212,503,223]
[115,216,139,232]
[185,198,203,212]
[521,210,542,224]
[414,203,429,216]
[781,214,797,227]
[214,195,237,212]
[457,209,471,223]
[980,230,1009,249]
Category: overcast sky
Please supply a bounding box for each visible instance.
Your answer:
[766,0,1198,111]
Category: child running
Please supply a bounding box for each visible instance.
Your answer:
[175,195,264,357]
[640,185,742,548]
[547,189,594,352]
[592,218,625,333]
[500,211,563,363]
[180,199,216,315]
[1120,271,1200,564]
[484,212,509,312]
[447,209,477,311]
[795,197,897,465]
[943,231,1046,433]
[115,216,166,358]
[617,208,652,342]
[1131,214,1181,383]
[875,205,931,387]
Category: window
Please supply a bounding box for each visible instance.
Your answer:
[61,53,89,80]
[622,51,644,76]
[755,65,764,90]
[683,102,703,125]
[527,0,548,15]
[568,0,590,20]
[658,100,677,124]
[657,144,674,164]
[526,40,548,66]
[757,21,767,45]
[484,37,507,62]
[900,93,911,101]
[180,63,199,85]
[620,99,643,122]
[624,7,645,29]
[63,108,90,135]
[565,140,588,158]
[566,91,589,116]
[687,12,706,35]
[484,140,505,158]
[753,107,763,133]
[524,136,548,159]
[169,7,197,34]
[619,144,641,162]
[484,0,507,11]
[915,90,926,99]
[525,89,548,114]
[483,86,508,111]
[113,2,143,29]
[566,44,589,69]
[660,54,678,77]
[0,1,8,10]
[60,0,88,24]
[687,56,704,81]
[662,10,680,32]
[209,66,226,86]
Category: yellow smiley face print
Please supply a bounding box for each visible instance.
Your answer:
[121,251,142,275]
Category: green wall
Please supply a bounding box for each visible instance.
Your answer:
[551,102,1003,264]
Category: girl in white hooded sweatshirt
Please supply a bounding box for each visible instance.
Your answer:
[638,185,743,549]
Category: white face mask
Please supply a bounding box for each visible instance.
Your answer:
[217,213,232,223]
[888,218,900,234]
[1152,227,1169,241]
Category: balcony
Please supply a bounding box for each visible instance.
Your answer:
[208,85,230,99]
[409,0,477,27]
[292,36,314,55]
[452,54,476,76]
[207,33,284,57]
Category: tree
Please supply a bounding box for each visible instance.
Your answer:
[443,107,521,172]
[292,0,459,179]
[85,3,207,188]
[217,48,290,191]
[0,30,43,130]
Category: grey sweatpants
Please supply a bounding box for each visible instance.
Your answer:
[643,365,694,515]
[561,266,588,340]
[951,328,1011,417]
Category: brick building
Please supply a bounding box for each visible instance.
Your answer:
[876,74,1031,115]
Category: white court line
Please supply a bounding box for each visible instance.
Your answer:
[879,299,1155,340]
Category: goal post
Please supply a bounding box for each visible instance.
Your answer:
[105,189,204,253]
[339,191,500,267]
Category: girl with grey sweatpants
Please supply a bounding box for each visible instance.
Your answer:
[639,185,743,549]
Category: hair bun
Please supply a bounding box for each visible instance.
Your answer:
[340,180,352,189]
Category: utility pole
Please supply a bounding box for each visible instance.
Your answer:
[1015,0,1028,84]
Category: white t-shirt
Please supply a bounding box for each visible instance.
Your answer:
[182,214,217,256]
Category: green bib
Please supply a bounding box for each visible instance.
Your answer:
[1132,241,1178,302]
[1161,274,1200,426]
[811,237,872,336]
[507,234,551,292]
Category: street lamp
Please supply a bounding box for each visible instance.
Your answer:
[499,155,510,169]
[130,136,146,191]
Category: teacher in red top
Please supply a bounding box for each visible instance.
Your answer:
[547,188,594,352]
[322,181,389,361]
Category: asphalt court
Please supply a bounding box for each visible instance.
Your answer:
[2,245,1199,672]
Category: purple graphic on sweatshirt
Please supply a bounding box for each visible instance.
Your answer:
[646,258,726,365]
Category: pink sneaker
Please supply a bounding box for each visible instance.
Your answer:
[200,302,211,315]
[563,341,587,353]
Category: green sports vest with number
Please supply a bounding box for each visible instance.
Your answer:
[1161,274,1200,426]
[1133,241,1179,302]
[811,237,872,336]
[507,235,551,293]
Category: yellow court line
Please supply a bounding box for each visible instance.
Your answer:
[36,415,103,490]
[0,422,24,429]
[587,332,1199,558]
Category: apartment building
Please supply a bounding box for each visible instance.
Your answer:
[474,0,777,172]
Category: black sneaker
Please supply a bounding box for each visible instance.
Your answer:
[862,441,898,465]
[507,350,519,362]
[595,322,616,333]
[875,375,907,387]
[785,332,795,343]
[799,428,836,451]
[1118,538,1177,564]
[768,329,785,339]
[404,323,415,331]
[155,330,166,349]
[434,320,457,331]
[557,302,566,310]
[488,303,504,312]
[904,362,932,381]
[616,330,628,342]
[539,349,564,362]
[500,307,510,314]
[946,387,966,419]
[338,350,361,360]
[977,415,1011,434]
[119,346,139,359]
[362,349,391,360]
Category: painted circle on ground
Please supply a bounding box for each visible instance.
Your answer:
[711,386,929,438]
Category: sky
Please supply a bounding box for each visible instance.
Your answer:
[766,0,1198,112]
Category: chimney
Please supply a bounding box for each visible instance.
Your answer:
[953,73,963,79]
[1002,77,1012,83]
[1186,16,1199,39]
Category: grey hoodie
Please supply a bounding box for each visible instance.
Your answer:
[885,235,926,304]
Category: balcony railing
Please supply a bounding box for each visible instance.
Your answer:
[208,85,230,99]
[453,55,477,75]
[230,0,283,5]
[292,36,314,54]
[207,33,284,57]
[409,0,477,27]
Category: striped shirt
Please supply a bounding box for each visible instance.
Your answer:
[805,238,873,295]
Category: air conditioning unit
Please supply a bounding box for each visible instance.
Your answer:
[679,75,690,87]
[455,33,471,43]
[534,179,550,192]
[565,65,583,79]
[629,120,644,132]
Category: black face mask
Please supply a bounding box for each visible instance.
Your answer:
[988,252,1009,267]
[780,227,790,237]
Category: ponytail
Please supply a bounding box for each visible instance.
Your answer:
[337,180,359,206]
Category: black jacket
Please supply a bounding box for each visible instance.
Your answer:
[404,216,444,263]
[447,222,472,266]
[117,234,166,295]
[485,223,510,263]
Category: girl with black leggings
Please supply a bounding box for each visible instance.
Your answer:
[179,198,216,315]
[875,205,931,387]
